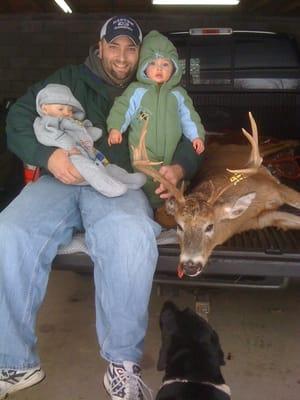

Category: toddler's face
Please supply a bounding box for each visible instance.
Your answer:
[145,58,174,84]
[41,103,73,118]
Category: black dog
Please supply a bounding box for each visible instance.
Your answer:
[156,301,231,400]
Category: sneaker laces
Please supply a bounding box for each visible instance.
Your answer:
[0,369,23,383]
[110,367,153,400]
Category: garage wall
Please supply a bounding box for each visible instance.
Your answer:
[0,13,300,103]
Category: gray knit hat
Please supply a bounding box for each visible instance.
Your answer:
[36,84,85,120]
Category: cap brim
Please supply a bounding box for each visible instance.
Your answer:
[104,32,140,46]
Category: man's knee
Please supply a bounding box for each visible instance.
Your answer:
[102,212,155,235]
[90,211,160,250]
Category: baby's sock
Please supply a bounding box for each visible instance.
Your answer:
[106,164,146,190]
[70,155,127,197]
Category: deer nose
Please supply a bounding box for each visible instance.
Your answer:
[183,260,203,277]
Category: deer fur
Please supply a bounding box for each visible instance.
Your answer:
[133,113,300,277]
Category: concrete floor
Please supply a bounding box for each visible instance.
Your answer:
[11,271,300,400]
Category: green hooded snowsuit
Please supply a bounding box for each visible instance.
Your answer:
[107,30,205,208]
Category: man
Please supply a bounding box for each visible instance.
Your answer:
[0,16,201,400]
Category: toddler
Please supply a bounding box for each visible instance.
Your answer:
[107,30,205,207]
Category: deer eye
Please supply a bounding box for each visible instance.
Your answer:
[205,224,214,233]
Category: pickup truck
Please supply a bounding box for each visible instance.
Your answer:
[2,29,300,288]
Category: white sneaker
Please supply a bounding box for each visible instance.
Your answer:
[103,361,152,400]
[0,367,45,399]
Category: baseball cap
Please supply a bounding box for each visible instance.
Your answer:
[100,16,142,46]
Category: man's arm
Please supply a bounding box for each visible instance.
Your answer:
[172,134,204,180]
[155,136,204,199]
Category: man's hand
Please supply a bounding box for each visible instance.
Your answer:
[47,148,84,185]
[155,164,184,199]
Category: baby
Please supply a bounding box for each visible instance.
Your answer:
[33,84,146,197]
[107,30,205,207]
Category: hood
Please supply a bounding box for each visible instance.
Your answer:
[137,30,182,87]
[36,83,85,120]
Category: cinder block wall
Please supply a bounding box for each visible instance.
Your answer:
[0,13,299,103]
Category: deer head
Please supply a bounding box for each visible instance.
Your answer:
[132,112,261,278]
[165,183,256,277]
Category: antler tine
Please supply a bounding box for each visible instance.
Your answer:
[132,119,185,204]
[227,112,262,175]
[131,118,162,167]
[207,181,234,205]
[248,111,262,167]
[206,180,216,204]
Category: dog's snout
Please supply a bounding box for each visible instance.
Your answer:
[183,260,203,277]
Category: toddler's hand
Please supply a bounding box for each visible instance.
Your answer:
[108,129,122,146]
[193,138,205,155]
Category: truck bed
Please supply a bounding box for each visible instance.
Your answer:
[53,186,300,287]
[53,226,300,288]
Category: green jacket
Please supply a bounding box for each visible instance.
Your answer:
[107,31,205,207]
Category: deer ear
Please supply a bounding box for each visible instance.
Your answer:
[221,192,256,220]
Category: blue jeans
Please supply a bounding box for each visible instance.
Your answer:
[0,175,161,369]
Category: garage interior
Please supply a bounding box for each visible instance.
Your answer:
[1,1,300,400]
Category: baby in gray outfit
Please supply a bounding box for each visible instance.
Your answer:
[33,84,146,197]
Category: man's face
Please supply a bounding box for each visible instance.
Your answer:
[99,36,139,84]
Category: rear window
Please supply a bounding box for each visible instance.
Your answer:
[190,36,232,85]
[168,31,300,91]
[235,34,300,68]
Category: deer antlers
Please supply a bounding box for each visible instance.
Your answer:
[132,112,263,205]
[132,118,185,203]
[206,112,263,204]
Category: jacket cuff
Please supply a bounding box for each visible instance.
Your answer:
[33,146,57,169]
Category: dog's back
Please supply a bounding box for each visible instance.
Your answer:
[156,301,231,400]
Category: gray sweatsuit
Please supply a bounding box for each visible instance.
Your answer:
[33,84,146,197]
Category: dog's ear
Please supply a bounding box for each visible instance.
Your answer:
[157,334,171,371]
[159,301,179,335]
[211,329,226,366]
[157,301,179,371]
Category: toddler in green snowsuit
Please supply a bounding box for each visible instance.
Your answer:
[107,30,206,208]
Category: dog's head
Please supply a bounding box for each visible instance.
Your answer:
[157,301,225,381]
